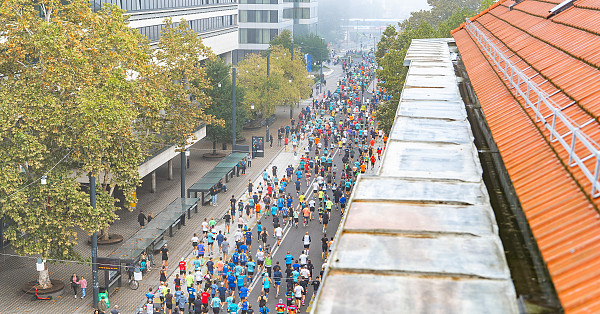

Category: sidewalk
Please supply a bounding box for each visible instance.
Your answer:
[0,100,311,314]
[135,131,312,312]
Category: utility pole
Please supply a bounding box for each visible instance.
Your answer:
[90,175,99,309]
[266,54,270,139]
[320,37,323,95]
[180,151,185,198]
[232,67,237,151]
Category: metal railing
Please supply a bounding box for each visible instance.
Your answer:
[465,20,600,198]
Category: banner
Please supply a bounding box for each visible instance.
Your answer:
[305,54,311,72]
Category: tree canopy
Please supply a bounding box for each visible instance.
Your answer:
[152,18,221,149]
[0,0,219,281]
[238,43,312,119]
[204,57,247,149]
[0,0,159,266]
[375,0,483,133]
[294,33,329,65]
[269,29,294,53]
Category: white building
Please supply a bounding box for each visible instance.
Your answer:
[235,0,318,64]
[287,0,318,36]
[92,0,239,64]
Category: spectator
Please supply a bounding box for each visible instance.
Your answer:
[137,211,146,228]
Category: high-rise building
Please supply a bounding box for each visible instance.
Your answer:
[285,0,318,36]
[91,0,239,63]
[234,0,318,64]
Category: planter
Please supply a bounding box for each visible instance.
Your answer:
[22,279,64,296]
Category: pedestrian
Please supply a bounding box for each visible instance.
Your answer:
[99,295,109,313]
[138,210,146,228]
[78,275,87,299]
[147,212,154,223]
[161,244,169,268]
[247,180,253,197]
[71,273,79,298]
[110,305,121,314]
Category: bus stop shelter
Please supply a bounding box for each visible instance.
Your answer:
[187,153,247,205]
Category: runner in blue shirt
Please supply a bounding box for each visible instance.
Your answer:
[237,274,245,290]
[273,269,283,297]
[239,285,249,300]
[227,274,236,290]
[284,252,293,265]
[247,260,256,279]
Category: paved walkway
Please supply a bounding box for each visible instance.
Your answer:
[0,100,311,314]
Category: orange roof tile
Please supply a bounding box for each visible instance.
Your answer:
[453,2,600,310]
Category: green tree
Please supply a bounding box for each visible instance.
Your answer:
[238,53,283,118]
[203,57,247,154]
[152,18,220,149]
[0,0,163,288]
[271,45,313,114]
[374,0,484,133]
[294,34,330,66]
[269,29,293,53]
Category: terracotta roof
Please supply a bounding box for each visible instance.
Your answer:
[453,1,600,313]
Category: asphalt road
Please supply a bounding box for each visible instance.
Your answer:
[243,63,374,313]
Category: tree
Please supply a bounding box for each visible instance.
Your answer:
[294,34,330,66]
[237,53,283,118]
[270,45,313,110]
[375,25,397,64]
[374,0,484,133]
[152,18,221,149]
[203,57,247,154]
[0,0,163,288]
[269,29,293,53]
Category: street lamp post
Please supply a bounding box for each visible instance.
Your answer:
[232,67,237,151]
[90,175,99,309]
[320,37,324,95]
[266,54,270,139]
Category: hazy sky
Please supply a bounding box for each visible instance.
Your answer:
[320,0,431,20]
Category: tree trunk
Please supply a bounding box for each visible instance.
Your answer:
[38,264,52,289]
[100,227,110,241]
[212,134,217,155]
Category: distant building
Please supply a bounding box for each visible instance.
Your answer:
[287,0,318,36]
[234,0,318,64]
[91,0,239,63]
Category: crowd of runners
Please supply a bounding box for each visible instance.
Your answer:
[138,51,389,314]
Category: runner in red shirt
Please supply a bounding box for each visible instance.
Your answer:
[201,289,210,308]
[178,258,186,276]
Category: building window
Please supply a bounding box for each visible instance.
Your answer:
[92,0,239,13]
[239,28,279,44]
[137,14,237,42]
[239,10,278,23]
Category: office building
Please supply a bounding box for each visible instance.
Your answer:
[92,0,239,63]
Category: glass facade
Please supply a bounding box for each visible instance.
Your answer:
[239,10,278,23]
[283,7,314,19]
[239,28,279,44]
[91,0,237,12]
[138,14,237,42]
